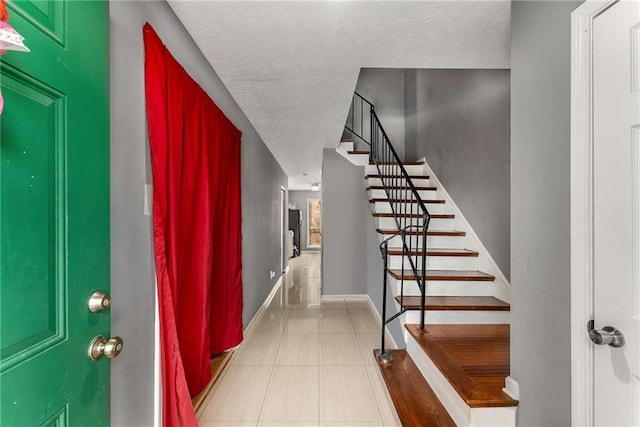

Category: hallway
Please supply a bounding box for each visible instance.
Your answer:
[197,253,401,426]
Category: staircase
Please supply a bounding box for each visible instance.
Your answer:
[338,93,517,426]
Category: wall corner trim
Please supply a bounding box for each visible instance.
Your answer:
[570,2,617,426]
[503,376,520,401]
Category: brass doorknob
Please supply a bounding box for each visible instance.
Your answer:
[88,335,124,360]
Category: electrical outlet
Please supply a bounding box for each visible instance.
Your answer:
[270,270,275,279]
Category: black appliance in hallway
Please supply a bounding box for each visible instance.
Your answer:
[288,208,301,257]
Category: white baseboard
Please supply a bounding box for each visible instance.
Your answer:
[242,274,285,339]
[366,295,400,350]
[321,294,368,300]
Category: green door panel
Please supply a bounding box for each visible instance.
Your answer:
[0,1,110,425]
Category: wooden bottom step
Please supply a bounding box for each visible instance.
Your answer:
[406,324,517,408]
[375,349,456,426]
[396,296,510,311]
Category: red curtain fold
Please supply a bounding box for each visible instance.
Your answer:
[143,23,244,427]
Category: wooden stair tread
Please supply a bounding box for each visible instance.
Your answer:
[366,174,430,180]
[375,349,456,426]
[340,140,354,144]
[366,185,437,191]
[388,269,495,281]
[406,324,517,408]
[373,212,454,219]
[370,161,425,166]
[347,150,370,155]
[376,229,466,237]
[387,248,478,257]
[396,296,510,311]
[369,198,446,204]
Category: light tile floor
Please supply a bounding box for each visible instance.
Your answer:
[198,253,401,427]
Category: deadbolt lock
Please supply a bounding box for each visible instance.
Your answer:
[88,335,124,360]
[88,290,111,313]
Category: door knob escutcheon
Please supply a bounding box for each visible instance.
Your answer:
[88,335,124,360]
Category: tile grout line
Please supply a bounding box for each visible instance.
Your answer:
[256,275,292,425]
[363,363,388,426]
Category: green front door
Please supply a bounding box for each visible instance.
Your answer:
[0,1,110,425]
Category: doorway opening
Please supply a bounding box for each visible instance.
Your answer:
[307,198,322,248]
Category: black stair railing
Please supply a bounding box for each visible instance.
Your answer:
[345,92,431,364]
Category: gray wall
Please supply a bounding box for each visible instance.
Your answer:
[321,150,368,295]
[355,68,406,159]
[510,1,581,425]
[110,2,286,425]
[321,150,405,346]
[288,190,323,252]
[404,69,511,279]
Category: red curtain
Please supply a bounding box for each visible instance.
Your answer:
[143,23,244,427]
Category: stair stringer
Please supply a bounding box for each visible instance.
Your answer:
[417,157,511,304]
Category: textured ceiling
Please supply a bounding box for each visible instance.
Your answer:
[167,1,511,190]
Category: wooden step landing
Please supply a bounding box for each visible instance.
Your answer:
[376,229,466,237]
[406,324,518,408]
[373,212,454,219]
[370,161,425,166]
[366,174,430,180]
[375,349,456,427]
[388,269,495,281]
[387,248,478,257]
[396,296,510,311]
[370,198,446,204]
[367,185,437,191]
[347,150,370,155]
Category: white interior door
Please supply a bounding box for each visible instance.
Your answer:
[593,1,640,425]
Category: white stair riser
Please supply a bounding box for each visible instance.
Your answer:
[365,164,425,176]
[372,201,445,214]
[383,234,469,248]
[388,254,478,270]
[337,142,354,152]
[388,276,496,297]
[405,333,516,427]
[375,216,452,231]
[366,177,431,187]
[399,309,510,325]
[368,188,437,200]
[347,153,370,166]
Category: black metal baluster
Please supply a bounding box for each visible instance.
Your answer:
[379,241,392,365]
